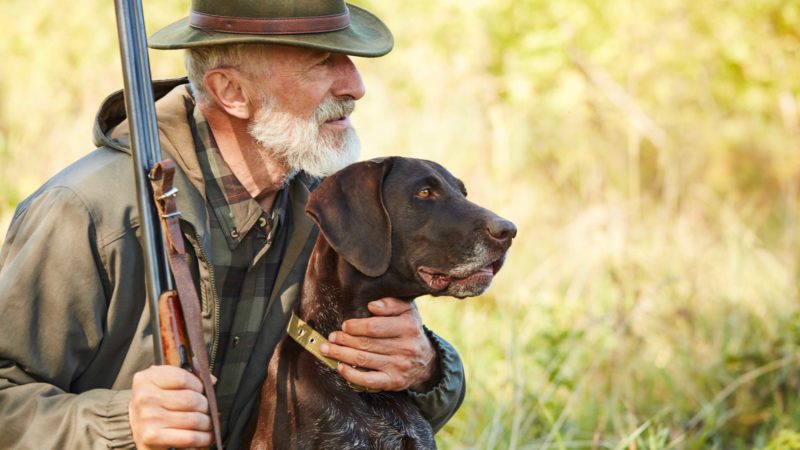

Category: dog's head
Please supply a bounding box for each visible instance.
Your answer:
[305,157,516,298]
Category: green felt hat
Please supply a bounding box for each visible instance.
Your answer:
[149,0,393,57]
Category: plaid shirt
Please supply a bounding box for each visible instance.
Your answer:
[189,105,291,428]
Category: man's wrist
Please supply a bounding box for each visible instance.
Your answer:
[409,327,442,392]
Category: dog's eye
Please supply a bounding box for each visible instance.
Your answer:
[415,188,432,199]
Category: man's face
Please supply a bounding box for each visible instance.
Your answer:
[245,46,366,177]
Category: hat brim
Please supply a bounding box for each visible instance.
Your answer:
[148,4,392,57]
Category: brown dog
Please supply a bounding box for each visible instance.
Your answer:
[249,157,516,449]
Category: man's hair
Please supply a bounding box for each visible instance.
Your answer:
[184,44,271,105]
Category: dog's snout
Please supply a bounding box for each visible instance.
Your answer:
[486,217,517,244]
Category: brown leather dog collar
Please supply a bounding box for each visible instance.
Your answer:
[287,312,381,393]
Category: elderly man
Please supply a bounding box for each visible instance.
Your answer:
[0,0,465,448]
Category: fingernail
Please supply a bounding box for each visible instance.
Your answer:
[328,332,337,343]
[371,299,385,310]
[320,343,330,354]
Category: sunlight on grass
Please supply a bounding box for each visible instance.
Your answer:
[2,0,800,448]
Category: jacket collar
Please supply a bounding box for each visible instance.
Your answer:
[92,78,320,265]
[270,172,317,308]
[93,78,206,196]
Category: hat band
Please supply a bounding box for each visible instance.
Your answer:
[189,9,351,35]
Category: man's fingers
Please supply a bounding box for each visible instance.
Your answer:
[138,408,212,431]
[343,299,421,338]
[160,389,210,414]
[328,331,386,354]
[318,298,435,393]
[138,427,213,449]
[320,342,392,371]
[367,297,414,316]
[337,363,406,391]
[130,365,215,450]
[134,365,204,392]
[341,315,420,338]
[163,410,213,431]
[132,368,209,414]
[328,331,420,358]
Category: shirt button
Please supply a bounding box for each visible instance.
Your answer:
[230,228,239,238]
[258,217,267,228]
[232,336,240,348]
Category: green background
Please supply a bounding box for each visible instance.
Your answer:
[2,0,800,448]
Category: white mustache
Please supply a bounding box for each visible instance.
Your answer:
[316,97,355,124]
[248,93,361,178]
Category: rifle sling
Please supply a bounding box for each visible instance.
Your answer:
[150,160,224,450]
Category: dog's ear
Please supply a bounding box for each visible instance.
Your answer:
[305,159,393,277]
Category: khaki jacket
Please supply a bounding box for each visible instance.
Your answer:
[0,79,465,449]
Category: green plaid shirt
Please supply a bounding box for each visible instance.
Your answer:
[189,105,291,429]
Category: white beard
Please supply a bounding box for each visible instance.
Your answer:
[247,94,361,178]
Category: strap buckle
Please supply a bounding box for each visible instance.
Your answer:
[158,186,179,199]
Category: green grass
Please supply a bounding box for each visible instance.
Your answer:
[3,0,800,448]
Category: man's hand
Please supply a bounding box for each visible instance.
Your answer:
[320,298,439,392]
[128,365,213,450]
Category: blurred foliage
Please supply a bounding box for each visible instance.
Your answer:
[766,430,800,450]
[3,0,800,448]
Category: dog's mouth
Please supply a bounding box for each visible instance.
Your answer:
[417,257,506,298]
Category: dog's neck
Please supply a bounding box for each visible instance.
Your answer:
[298,237,420,337]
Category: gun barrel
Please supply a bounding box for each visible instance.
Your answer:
[113,0,171,364]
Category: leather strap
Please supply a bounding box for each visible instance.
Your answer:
[286,312,339,370]
[150,160,224,450]
[287,311,381,393]
[189,10,350,35]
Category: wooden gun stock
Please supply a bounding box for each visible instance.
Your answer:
[158,291,193,372]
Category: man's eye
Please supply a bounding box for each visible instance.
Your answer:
[416,188,432,198]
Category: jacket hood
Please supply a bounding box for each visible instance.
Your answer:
[89,77,321,245]
[93,77,189,153]
[92,77,208,198]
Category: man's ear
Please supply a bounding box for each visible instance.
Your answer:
[203,68,254,120]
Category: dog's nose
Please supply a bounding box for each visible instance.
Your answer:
[487,217,517,244]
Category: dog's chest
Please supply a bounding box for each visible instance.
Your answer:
[312,389,436,450]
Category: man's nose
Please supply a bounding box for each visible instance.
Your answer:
[331,54,366,100]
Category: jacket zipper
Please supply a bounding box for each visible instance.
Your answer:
[185,229,221,372]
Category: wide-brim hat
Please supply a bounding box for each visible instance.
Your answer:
[149,0,393,57]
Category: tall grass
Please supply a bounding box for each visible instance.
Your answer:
[2,0,800,448]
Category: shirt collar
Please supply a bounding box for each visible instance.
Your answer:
[190,104,289,250]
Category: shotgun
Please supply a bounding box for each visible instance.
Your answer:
[112,0,168,367]
[112,0,223,447]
